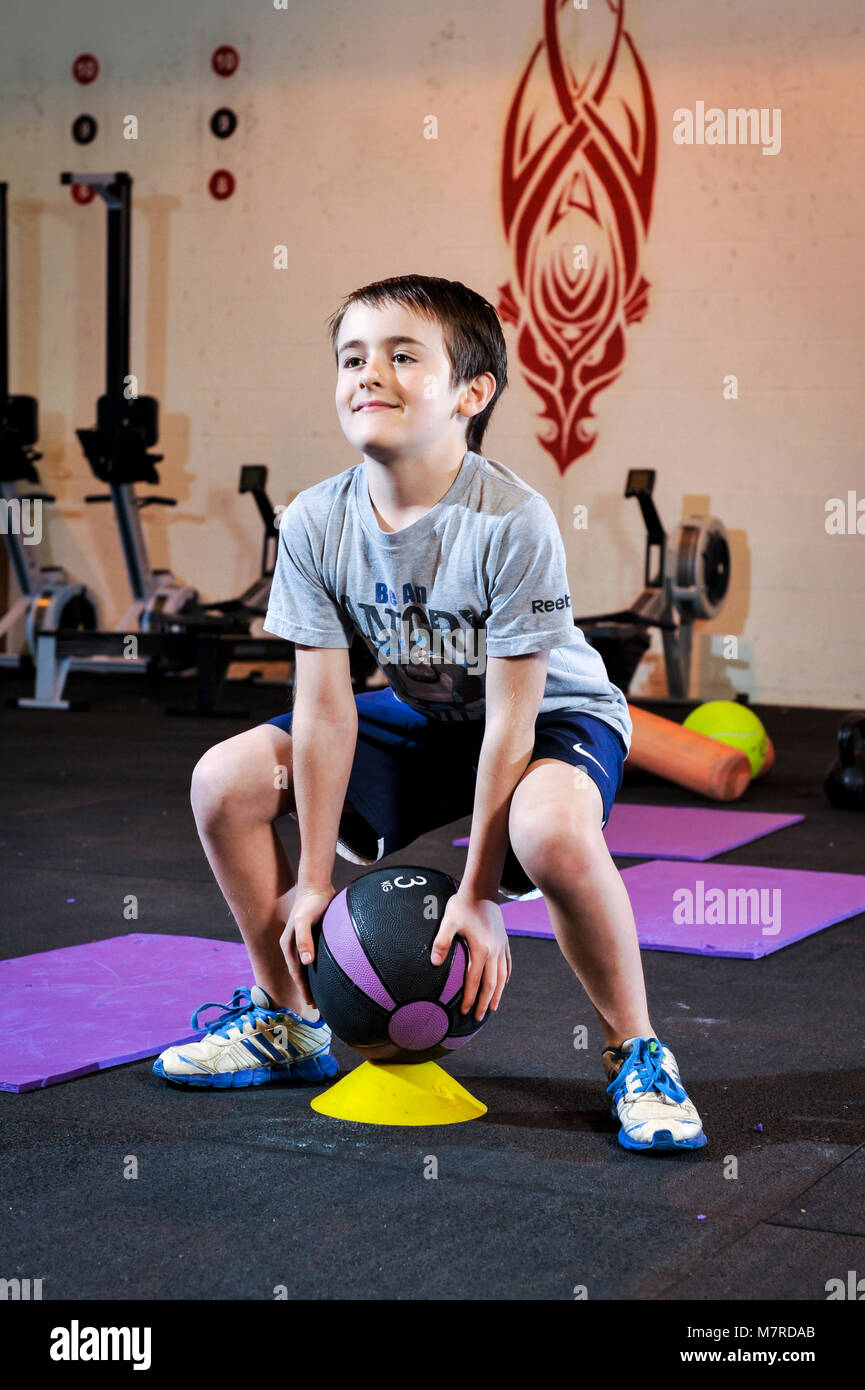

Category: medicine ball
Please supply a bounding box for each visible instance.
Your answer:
[308,866,491,1063]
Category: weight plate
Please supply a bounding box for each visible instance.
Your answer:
[211,45,239,77]
[208,169,236,200]
[72,53,99,84]
[210,107,237,139]
[72,114,98,144]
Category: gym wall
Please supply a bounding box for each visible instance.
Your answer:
[1,0,862,707]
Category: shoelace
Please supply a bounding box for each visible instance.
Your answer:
[190,987,299,1037]
[606,1037,688,1104]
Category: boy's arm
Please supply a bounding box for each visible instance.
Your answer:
[291,644,358,893]
[458,650,550,901]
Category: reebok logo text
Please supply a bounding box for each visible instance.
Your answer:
[531,594,571,614]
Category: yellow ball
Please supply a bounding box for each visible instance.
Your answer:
[682,700,768,779]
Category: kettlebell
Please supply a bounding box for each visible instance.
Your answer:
[824,712,865,811]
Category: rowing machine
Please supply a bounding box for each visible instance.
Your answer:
[573,468,730,699]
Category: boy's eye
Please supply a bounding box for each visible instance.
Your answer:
[341,353,414,368]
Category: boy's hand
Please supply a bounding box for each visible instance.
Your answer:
[430,891,512,1021]
[280,884,336,1009]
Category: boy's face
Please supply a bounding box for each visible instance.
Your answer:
[334,300,492,463]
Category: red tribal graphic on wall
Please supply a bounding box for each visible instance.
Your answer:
[498,0,657,475]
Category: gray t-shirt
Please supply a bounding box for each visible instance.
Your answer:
[263,449,632,752]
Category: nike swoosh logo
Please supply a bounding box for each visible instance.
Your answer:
[572,743,609,778]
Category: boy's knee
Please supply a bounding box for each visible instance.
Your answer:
[191,727,295,824]
[190,746,236,820]
[511,812,607,888]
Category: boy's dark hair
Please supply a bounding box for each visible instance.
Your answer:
[327,274,508,454]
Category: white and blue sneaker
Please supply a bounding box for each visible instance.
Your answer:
[603,1036,707,1151]
[152,985,339,1088]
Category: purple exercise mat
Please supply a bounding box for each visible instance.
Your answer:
[8,857,864,1090]
[601,804,804,859]
[454,804,804,861]
[0,934,251,1093]
[501,860,865,959]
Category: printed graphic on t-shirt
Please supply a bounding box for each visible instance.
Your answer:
[342,579,487,716]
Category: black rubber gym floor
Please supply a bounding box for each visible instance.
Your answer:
[1,669,863,1304]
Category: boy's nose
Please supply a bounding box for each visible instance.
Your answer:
[359,361,385,383]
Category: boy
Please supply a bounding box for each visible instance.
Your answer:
[154,274,706,1153]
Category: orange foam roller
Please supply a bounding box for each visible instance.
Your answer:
[627,704,752,802]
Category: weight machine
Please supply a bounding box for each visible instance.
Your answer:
[15,171,293,713]
[0,181,100,665]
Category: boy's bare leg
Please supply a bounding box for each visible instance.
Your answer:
[509,762,655,1050]
[190,724,319,1020]
[544,853,655,1050]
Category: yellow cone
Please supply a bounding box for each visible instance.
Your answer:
[309,1060,487,1126]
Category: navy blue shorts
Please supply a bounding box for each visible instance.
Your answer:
[264,687,626,896]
